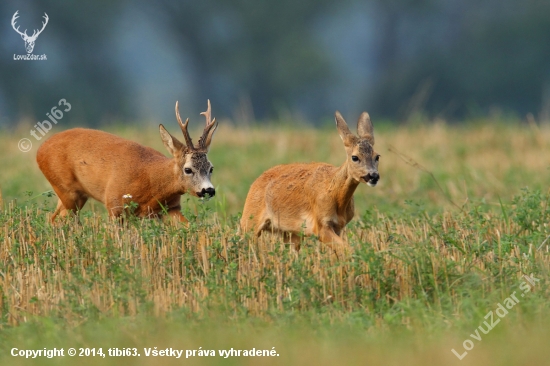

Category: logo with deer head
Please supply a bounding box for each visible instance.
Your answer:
[11,11,49,54]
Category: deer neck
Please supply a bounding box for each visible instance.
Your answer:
[329,162,360,210]
[147,157,186,199]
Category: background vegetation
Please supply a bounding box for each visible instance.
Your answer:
[1,0,550,123]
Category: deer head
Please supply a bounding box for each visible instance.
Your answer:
[159,100,219,198]
[335,111,380,186]
[11,11,49,54]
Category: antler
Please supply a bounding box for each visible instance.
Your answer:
[11,11,27,37]
[11,12,48,40]
[198,99,218,150]
[30,13,49,40]
[175,101,195,150]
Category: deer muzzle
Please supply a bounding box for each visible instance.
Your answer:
[364,172,380,187]
[197,187,215,198]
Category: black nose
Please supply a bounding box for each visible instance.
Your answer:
[369,172,379,181]
[198,187,215,198]
[364,172,380,184]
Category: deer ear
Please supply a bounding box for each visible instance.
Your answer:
[335,111,355,146]
[357,112,374,145]
[159,124,184,156]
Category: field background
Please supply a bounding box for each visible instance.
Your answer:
[4,119,550,216]
[0,120,550,365]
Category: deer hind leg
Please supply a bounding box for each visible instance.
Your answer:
[254,217,271,237]
[51,199,64,221]
[50,191,88,222]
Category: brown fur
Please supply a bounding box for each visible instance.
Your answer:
[241,111,380,249]
[36,101,218,222]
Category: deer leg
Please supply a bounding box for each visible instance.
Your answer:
[255,218,271,237]
[283,232,302,251]
[51,192,87,222]
[167,206,188,223]
[51,199,65,222]
[317,226,346,254]
[318,226,352,260]
[105,198,124,218]
[318,226,344,245]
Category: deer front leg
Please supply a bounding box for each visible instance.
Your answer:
[317,225,350,259]
[167,206,188,223]
[318,225,344,245]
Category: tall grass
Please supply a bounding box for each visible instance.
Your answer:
[1,188,549,324]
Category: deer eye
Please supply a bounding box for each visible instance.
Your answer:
[184,168,193,175]
[351,156,359,162]
[375,155,380,162]
[210,167,214,174]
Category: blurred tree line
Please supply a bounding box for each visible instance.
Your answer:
[1,0,549,125]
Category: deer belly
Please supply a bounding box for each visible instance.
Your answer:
[266,209,316,235]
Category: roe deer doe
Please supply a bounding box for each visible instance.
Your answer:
[37,100,218,222]
[241,111,380,249]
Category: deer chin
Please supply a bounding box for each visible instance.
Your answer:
[367,181,378,187]
[188,191,201,198]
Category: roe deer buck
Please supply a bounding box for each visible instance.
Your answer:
[37,100,218,222]
[241,111,380,249]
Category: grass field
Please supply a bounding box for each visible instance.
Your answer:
[0,120,549,365]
